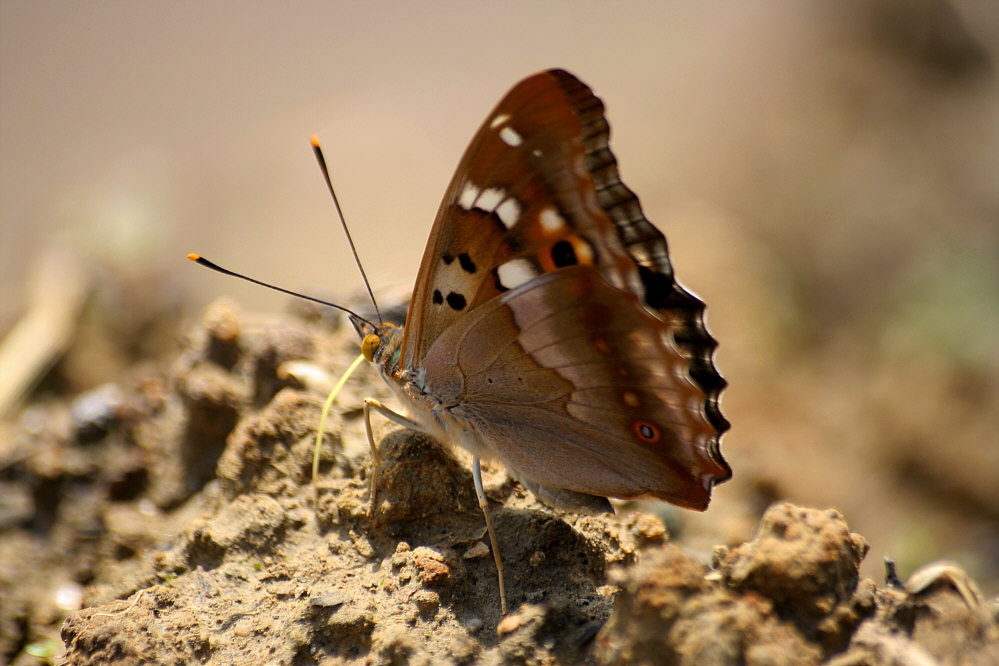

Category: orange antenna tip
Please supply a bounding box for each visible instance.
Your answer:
[187,253,201,261]
[310,134,320,147]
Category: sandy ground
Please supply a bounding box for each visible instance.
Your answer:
[1,298,995,665]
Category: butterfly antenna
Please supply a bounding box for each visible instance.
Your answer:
[186,254,376,328]
[311,135,383,324]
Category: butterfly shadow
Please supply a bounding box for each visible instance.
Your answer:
[359,427,616,633]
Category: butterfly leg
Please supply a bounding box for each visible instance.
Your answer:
[473,457,508,616]
[362,399,508,615]
[362,398,423,518]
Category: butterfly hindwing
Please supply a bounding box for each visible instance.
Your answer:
[421,266,728,509]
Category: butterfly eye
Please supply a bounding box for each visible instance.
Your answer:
[361,334,381,362]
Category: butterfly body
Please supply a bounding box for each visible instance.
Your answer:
[355,69,730,613]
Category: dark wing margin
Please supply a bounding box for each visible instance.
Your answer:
[548,68,731,480]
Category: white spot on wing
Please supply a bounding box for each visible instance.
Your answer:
[496,198,521,229]
[489,113,510,129]
[497,259,540,290]
[539,207,566,234]
[477,187,504,212]
[499,126,522,147]
[458,182,479,210]
[462,185,522,228]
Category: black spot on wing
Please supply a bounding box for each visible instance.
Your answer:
[458,252,476,274]
[551,240,578,267]
[445,292,467,311]
[432,289,443,305]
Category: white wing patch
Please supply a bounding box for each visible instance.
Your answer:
[458,181,480,210]
[496,198,522,229]
[454,182,522,229]
[499,126,523,147]
[539,206,566,234]
[477,187,505,212]
[497,258,540,290]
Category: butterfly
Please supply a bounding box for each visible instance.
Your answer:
[351,69,731,616]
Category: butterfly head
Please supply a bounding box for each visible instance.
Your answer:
[350,314,403,371]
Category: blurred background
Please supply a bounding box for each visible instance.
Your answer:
[2,0,997,593]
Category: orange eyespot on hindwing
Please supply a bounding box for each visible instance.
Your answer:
[632,419,661,444]
[538,233,595,272]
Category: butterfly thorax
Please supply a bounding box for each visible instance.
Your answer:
[354,315,521,470]
[350,317,446,438]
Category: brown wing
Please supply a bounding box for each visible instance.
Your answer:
[421,266,729,509]
[403,68,728,473]
[402,69,642,369]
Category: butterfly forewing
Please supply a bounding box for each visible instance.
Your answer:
[403,70,643,370]
[393,69,730,510]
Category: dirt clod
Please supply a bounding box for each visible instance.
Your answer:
[1,300,995,664]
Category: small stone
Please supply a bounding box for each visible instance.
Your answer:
[496,613,522,636]
[326,604,375,639]
[596,584,619,598]
[464,541,490,560]
[276,360,334,393]
[311,592,347,608]
[392,541,412,567]
[201,299,242,368]
[70,383,124,442]
[204,494,288,551]
[203,299,241,343]
[266,581,298,598]
[413,547,452,587]
[54,582,84,612]
[412,589,440,614]
[632,512,667,542]
[350,530,376,559]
